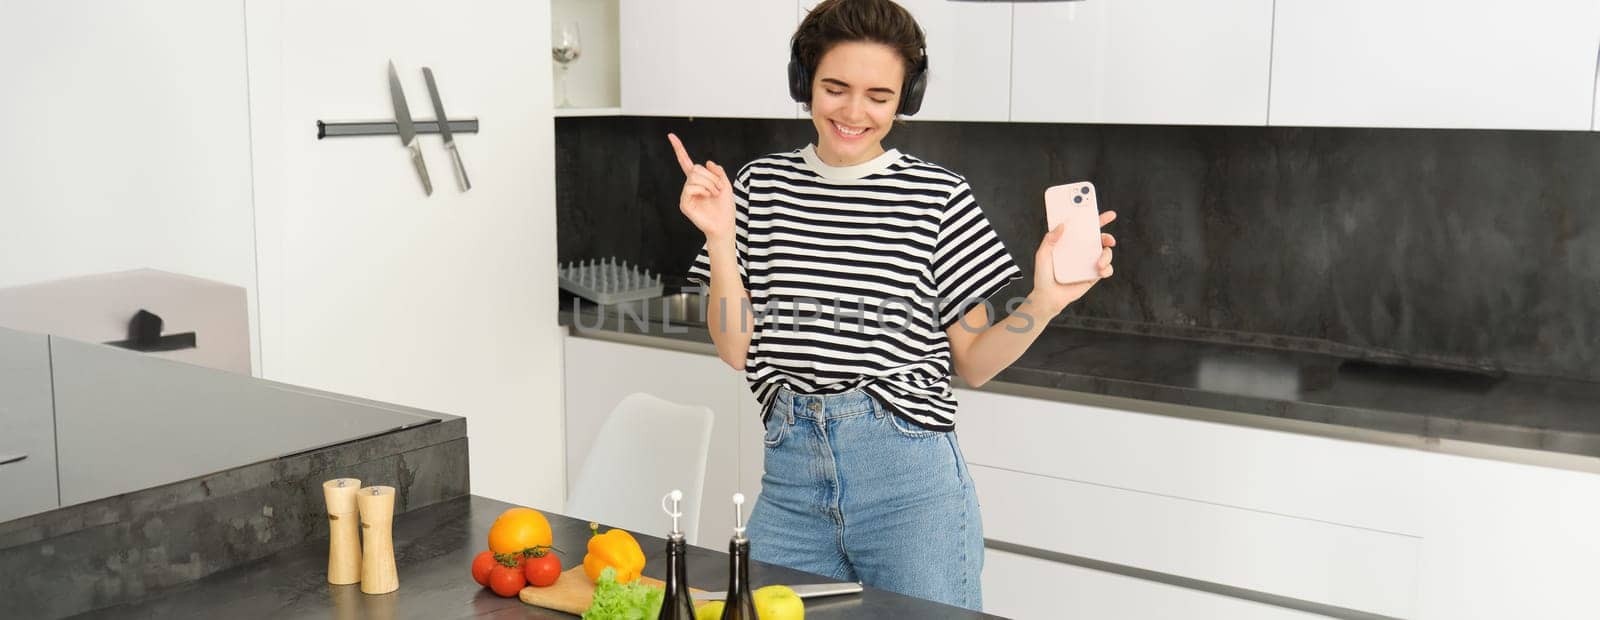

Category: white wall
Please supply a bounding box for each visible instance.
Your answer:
[245,0,564,510]
[0,0,260,374]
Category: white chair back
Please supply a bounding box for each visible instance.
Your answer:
[565,392,714,545]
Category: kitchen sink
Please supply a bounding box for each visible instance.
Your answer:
[602,291,710,327]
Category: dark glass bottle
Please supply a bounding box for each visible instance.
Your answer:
[658,533,695,620]
[721,492,758,620]
[721,537,758,619]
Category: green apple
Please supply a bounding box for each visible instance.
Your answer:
[694,600,724,620]
[753,585,804,620]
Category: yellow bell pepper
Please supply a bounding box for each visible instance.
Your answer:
[583,522,646,584]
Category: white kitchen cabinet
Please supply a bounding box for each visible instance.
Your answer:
[562,335,754,544]
[620,0,798,119]
[971,464,1419,618]
[797,0,1011,123]
[1270,0,1600,130]
[955,385,1600,617]
[900,0,1012,122]
[1416,452,1600,619]
[903,0,1013,123]
[955,388,1427,616]
[983,548,1327,620]
[1009,0,1273,125]
[955,388,1425,536]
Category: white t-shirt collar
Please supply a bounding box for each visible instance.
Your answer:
[800,144,903,180]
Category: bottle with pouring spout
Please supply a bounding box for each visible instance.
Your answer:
[657,489,696,620]
[720,493,758,620]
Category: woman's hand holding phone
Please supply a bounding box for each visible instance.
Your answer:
[667,133,735,246]
[1032,208,1117,316]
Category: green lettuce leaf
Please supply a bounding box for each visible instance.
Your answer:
[582,566,665,620]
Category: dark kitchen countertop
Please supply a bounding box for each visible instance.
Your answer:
[77,495,998,619]
[559,294,1600,471]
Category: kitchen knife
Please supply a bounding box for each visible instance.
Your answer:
[690,581,864,601]
[387,60,432,196]
[422,67,471,192]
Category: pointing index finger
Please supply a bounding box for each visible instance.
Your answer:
[667,133,694,176]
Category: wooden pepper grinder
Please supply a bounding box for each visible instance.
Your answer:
[323,478,362,585]
[357,485,399,594]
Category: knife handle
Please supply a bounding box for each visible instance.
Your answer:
[408,141,433,196]
[448,144,471,192]
[789,582,865,598]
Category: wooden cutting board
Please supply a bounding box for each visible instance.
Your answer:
[519,566,712,616]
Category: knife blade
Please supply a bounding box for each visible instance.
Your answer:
[690,582,864,601]
[387,60,432,196]
[422,67,471,192]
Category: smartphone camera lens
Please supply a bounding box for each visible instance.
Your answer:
[1073,196,1083,204]
[1080,186,1091,195]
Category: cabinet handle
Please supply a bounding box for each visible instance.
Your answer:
[102,309,197,353]
[0,454,26,466]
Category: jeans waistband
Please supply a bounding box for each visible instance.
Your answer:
[772,386,878,423]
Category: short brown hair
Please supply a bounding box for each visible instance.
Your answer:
[792,0,927,90]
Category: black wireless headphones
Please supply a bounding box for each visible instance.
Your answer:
[788,37,929,116]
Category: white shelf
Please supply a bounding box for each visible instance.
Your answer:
[551,0,620,118]
[552,106,621,118]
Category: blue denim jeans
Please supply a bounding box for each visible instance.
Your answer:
[746,386,985,611]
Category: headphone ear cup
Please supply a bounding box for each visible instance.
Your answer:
[788,57,809,105]
[899,69,927,116]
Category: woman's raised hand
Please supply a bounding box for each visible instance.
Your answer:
[668,133,736,245]
[1032,210,1118,315]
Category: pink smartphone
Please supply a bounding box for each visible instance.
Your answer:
[1044,181,1103,285]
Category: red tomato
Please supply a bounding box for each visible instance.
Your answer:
[489,563,526,597]
[471,551,497,587]
[523,551,562,587]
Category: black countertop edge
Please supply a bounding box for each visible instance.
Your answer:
[557,306,1600,473]
[77,495,1003,619]
[0,417,468,548]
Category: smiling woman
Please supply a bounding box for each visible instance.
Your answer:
[669,0,1118,612]
[804,41,910,165]
[788,0,928,165]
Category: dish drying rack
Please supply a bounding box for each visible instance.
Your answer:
[558,258,664,305]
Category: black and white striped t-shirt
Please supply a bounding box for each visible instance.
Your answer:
[688,145,1022,431]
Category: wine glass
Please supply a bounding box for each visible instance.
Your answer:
[552,21,582,108]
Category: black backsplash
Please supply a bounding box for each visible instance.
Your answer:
[555,116,1600,383]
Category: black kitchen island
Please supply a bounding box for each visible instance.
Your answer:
[79,495,1002,619]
